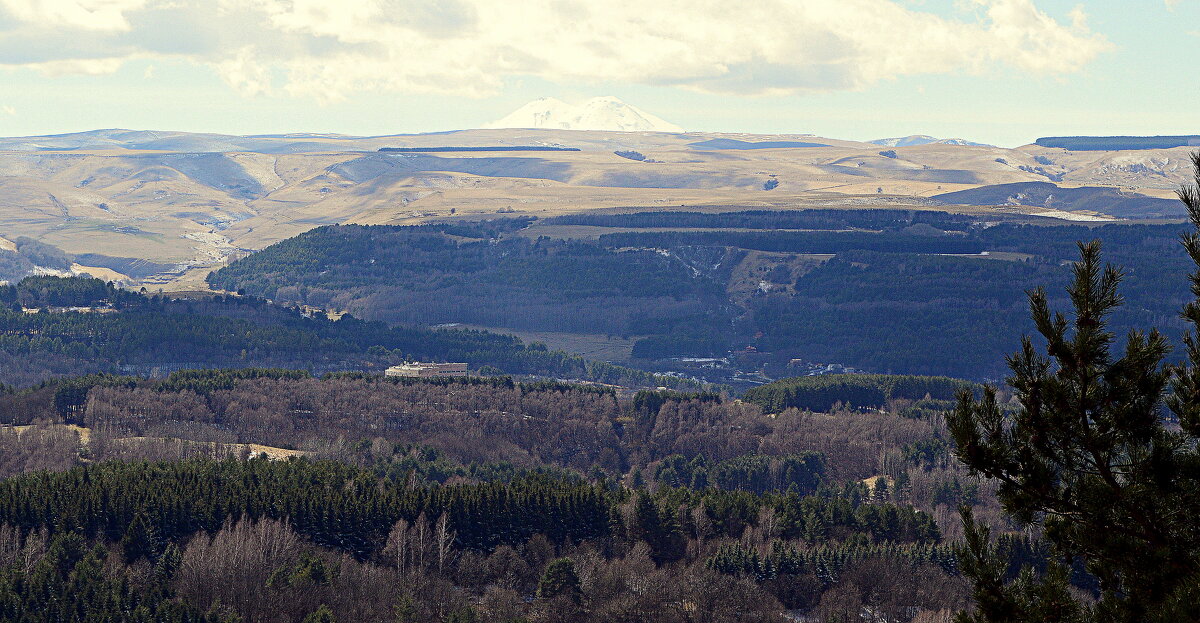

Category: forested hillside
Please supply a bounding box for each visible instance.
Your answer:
[743,374,975,414]
[0,370,944,490]
[207,222,733,337]
[1034,135,1200,150]
[0,368,1045,621]
[0,457,963,623]
[209,212,1193,381]
[0,276,693,389]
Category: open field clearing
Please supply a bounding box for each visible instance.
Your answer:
[461,325,642,363]
[4,423,307,459]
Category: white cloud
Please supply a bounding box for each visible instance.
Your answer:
[216,46,274,96]
[22,56,126,75]
[1,0,145,31]
[1,104,14,115]
[0,0,1111,100]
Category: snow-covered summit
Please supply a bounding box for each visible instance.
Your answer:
[484,96,683,133]
[870,135,989,147]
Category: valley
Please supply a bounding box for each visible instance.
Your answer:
[0,127,1191,290]
[205,211,1196,384]
[0,115,1195,623]
[3,0,1198,618]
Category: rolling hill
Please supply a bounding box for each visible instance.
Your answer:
[0,127,1194,288]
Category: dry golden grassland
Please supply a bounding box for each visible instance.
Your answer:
[0,128,1190,290]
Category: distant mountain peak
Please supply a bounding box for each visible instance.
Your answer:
[870,135,990,147]
[483,96,684,133]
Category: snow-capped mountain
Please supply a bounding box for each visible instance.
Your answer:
[484,96,684,133]
[870,135,990,147]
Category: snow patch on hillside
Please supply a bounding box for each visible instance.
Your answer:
[484,97,683,133]
[871,135,990,147]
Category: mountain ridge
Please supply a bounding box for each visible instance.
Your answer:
[0,127,1193,289]
[483,96,684,133]
[870,135,990,147]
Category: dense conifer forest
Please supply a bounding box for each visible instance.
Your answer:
[207,222,734,338]
[0,367,1022,621]
[0,276,693,389]
[743,374,974,414]
[207,212,1194,380]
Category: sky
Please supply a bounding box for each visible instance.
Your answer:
[0,0,1196,147]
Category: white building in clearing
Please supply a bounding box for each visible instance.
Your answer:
[385,362,469,378]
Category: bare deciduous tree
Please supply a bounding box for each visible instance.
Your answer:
[176,517,302,622]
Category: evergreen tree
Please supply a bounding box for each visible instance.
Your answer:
[153,543,182,586]
[301,605,336,623]
[626,492,686,563]
[949,153,1200,623]
[393,595,416,623]
[444,606,480,623]
[536,558,582,603]
[121,511,159,563]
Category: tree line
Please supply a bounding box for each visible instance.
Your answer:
[546,208,998,232]
[743,373,974,413]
